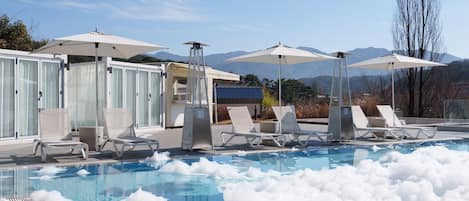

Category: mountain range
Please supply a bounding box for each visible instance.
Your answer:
[151,47,462,80]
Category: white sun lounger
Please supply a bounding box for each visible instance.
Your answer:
[221,106,286,147]
[34,109,88,162]
[351,106,403,139]
[272,106,331,146]
[376,105,436,139]
[102,108,159,157]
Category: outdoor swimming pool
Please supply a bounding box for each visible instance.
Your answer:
[2,140,469,201]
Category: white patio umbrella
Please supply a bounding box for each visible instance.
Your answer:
[227,43,336,133]
[348,53,446,124]
[34,31,164,137]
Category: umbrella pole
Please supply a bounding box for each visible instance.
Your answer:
[95,43,99,149]
[391,63,395,127]
[278,56,282,135]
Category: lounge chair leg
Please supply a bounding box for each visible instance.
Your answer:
[33,141,40,155]
[100,141,108,151]
[119,144,127,157]
[113,142,122,158]
[81,145,88,160]
[41,146,47,162]
[247,136,260,147]
[221,133,235,146]
[148,143,154,152]
[298,136,310,147]
[271,136,283,147]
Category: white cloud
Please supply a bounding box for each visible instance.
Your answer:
[106,0,204,22]
[217,24,269,33]
[56,0,97,10]
[17,0,204,22]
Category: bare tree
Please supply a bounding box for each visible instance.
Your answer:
[392,0,444,117]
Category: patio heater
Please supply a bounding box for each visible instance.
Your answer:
[327,52,354,141]
[181,41,213,151]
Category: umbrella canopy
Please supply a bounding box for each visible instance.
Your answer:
[348,53,446,125]
[227,43,336,64]
[33,31,164,58]
[227,43,336,134]
[34,31,164,145]
[348,53,444,70]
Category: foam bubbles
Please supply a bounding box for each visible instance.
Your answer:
[30,190,72,201]
[35,166,66,176]
[76,169,90,177]
[221,146,469,201]
[144,151,171,168]
[236,151,247,156]
[121,188,167,201]
[371,145,384,152]
[161,158,243,179]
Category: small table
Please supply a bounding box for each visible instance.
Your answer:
[367,117,386,138]
[260,121,277,133]
[79,126,104,151]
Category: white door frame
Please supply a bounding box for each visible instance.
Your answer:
[15,57,39,139]
[0,56,17,140]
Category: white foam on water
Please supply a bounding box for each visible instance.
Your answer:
[221,146,469,201]
[371,145,384,152]
[29,175,59,180]
[143,151,171,168]
[121,188,167,201]
[35,166,66,176]
[236,150,247,156]
[161,158,243,179]
[76,169,90,177]
[30,190,72,201]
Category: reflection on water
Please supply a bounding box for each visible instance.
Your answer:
[0,140,467,201]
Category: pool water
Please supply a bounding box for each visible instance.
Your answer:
[2,140,469,201]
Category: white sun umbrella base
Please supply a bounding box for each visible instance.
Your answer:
[349,53,446,125]
[34,32,164,146]
[228,43,336,135]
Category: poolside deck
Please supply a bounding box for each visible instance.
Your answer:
[0,123,466,169]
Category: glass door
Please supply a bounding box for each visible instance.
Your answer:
[150,72,162,127]
[16,59,39,137]
[137,71,149,127]
[39,61,60,109]
[0,58,15,139]
[125,70,137,125]
[109,68,123,108]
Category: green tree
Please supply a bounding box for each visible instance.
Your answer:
[270,78,318,104]
[241,74,262,87]
[0,14,34,51]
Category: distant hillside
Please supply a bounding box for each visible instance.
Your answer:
[299,59,469,95]
[299,75,391,95]
[152,47,462,79]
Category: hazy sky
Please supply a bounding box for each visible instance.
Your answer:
[1,0,468,57]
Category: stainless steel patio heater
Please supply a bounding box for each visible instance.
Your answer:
[181,41,213,150]
[328,52,354,141]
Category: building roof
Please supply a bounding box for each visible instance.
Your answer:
[167,62,240,81]
[215,86,263,104]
